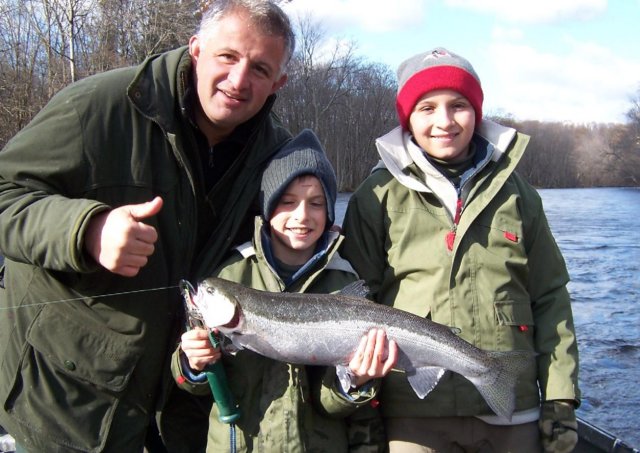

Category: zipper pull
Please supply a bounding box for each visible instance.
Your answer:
[445,198,463,251]
[445,230,456,251]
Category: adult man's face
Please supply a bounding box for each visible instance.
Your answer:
[189,10,288,144]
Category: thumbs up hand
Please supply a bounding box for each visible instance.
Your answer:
[84,197,164,276]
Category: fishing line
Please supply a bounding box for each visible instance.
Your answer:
[0,285,180,311]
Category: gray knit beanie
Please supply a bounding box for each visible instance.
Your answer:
[260,129,337,227]
[396,47,483,129]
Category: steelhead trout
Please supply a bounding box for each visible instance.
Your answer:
[184,277,534,420]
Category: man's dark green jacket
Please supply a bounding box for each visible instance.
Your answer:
[0,46,290,452]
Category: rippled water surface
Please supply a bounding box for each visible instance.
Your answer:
[337,187,640,446]
[539,187,640,446]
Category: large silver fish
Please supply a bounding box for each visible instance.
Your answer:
[185,277,534,420]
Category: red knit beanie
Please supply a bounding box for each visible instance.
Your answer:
[396,47,483,129]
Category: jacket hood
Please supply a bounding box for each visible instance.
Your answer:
[374,119,520,217]
[375,119,517,191]
[234,216,357,287]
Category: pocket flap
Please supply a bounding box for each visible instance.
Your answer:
[494,299,534,326]
[27,304,144,392]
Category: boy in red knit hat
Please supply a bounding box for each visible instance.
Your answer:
[341,47,581,452]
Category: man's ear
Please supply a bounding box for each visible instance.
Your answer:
[271,73,288,94]
[189,35,200,60]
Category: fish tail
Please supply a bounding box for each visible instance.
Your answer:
[470,350,535,421]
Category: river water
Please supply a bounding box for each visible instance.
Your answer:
[336,187,640,447]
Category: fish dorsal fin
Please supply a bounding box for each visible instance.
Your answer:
[406,366,447,399]
[338,280,370,299]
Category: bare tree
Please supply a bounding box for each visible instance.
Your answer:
[0,0,49,144]
[278,14,362,130]
[85,0,198,71]
[0,0,199,148]
[276,14,396,190]
[325,61,396,190]
[626,85,640,150]
[24,0,94,85]
[604,89,640,186]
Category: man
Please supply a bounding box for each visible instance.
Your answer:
[0,1,294,451]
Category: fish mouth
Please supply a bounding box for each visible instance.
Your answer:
[180,279,207,328]
[180,279,196,302]
[222,308,241,329]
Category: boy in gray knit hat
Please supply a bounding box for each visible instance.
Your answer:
[174,129,397,452]
[342,47,579,453]
[260,128,338,233]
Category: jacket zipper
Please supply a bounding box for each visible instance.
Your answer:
[445,197,463,251]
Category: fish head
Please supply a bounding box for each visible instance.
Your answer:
[193,278,241,331]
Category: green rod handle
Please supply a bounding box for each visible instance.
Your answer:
[205,332,241,424]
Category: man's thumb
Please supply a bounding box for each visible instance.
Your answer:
[130,196,163,221]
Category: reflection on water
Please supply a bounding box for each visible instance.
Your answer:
[336,187,640,446]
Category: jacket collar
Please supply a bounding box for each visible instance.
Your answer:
[126,47,188,133]
[375,119,517,183]
[374,119,521,217]
[234,217,356,286]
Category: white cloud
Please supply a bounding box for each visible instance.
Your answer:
[491,26,524,41]
[481,39,640,123]
[445,0,607,23]
[282,0,426,33]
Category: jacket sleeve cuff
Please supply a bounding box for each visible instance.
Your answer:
[179,353,208,383]
[170,346,211,395]
[335,376,379,403]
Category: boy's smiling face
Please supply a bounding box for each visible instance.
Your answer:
[408,89,476,163]
[269,175,327,266]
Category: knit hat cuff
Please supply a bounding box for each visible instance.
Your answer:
[396,65,484,129]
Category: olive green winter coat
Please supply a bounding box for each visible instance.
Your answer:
[0,47,290,452]
[341,121,580,421]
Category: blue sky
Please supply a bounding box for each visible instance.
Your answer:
[282,0,640,124]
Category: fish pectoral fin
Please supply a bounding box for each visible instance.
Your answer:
[336,365,357,393]
[406,366,446,399]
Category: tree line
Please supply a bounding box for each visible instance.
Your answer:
[1,0,638,189]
